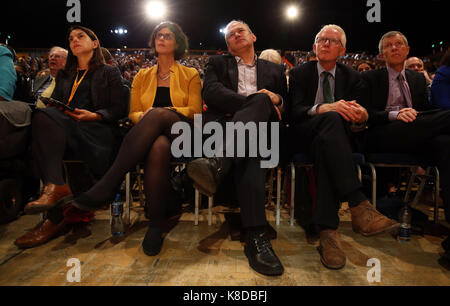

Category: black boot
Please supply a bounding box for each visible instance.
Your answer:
[142,227,163,256]
[187,157,232,196]
[244,230,284,276]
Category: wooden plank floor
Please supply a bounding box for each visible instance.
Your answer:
[0,203,449,286]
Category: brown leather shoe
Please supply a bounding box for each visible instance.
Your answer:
[14,219,68,249]
[317,230,346,269]
[350,200,399,236]
[24,183,73,214]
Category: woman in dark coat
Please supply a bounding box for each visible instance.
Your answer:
[15,26,127,248]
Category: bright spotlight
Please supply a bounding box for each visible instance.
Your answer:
[286,5,299,19]
[145,1,166,19]
[118,28,124,34]
[124,29,128,34]
[114,29,118,34]
[219,28,226,35]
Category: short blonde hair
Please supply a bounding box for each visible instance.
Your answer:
[315,24,347,48]
[259,49,282,65]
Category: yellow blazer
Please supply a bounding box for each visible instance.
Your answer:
[129,62,202,124]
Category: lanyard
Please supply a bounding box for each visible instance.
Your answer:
[68,69,88,104]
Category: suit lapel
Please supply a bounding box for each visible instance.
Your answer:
[381,68,389,108]
[334,64,344,100]
[309,63,319,105]
[227,56,239,92]
[256,59,264,90]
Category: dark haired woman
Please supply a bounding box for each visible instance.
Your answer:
[68,21,201,255]
[15,26,128,248]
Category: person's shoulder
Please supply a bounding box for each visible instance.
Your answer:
[290,60,316,75]
[361,67,386,80]
[176,62,198,76]
[258,58,284,71]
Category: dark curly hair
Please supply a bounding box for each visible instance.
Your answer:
[149,21,189,60]
[63,25,105,74]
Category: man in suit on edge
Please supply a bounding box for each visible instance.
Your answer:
[362,31,450,224]
[289,24,398,270]
[187,20,287,276]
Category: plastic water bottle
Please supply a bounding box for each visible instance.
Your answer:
[398,203,411,242]
[110,194,124,237]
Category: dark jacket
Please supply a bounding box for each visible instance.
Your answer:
[361,68,431,126]
[51,64,128,122]
[289,61,365,124]
[202,54,288,123]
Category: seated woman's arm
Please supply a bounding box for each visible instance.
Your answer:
[94,66,128,122]
[128,69,146,124]
[170,71,203,118]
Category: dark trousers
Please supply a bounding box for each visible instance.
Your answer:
[292,112,362,229]
[207,93,279,228]
[365,110,450,222]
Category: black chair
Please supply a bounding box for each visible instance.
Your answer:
[364,153,440,223]
[286,152,365,226]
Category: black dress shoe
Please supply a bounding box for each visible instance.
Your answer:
[71,193,114,212]
[142,227,163,256]
[244,231,284,276]
[187,157,232,196]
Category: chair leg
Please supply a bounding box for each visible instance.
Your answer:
[408,167,430,205]
[367,163,377,208]
[194,189,200,225]
[434,167,440,224]
[125,171,131,224]
[276,167,281,226]
[208,196,213,225]
[290,163,296,226]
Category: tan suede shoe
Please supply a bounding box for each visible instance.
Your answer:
[317,230,346,269]
[350,200,399,236]
[24,183,73,214]
[14,219,68,249]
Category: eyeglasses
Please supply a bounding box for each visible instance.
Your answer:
[156,32,174,40]
[49,54,66,60]
[226,28,249,39]
[316,37,342,46]
[383,41,406,50]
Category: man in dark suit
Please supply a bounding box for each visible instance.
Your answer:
[362,31,450,223]
[14,47,67,106]
[289,25,398,270]
[187,20,286,276]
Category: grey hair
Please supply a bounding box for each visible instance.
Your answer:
[314,24,347,48]
[224,20,253,43]
[259,49,282,65]
[378,31,409,53]
[49,46,68,57]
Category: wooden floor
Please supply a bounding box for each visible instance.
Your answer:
[0,203,449,286]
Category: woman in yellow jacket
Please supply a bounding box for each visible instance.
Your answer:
[72,21,202,255]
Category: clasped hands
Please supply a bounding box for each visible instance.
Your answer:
[318,100,368,123]
[257,89,282,120]
[396,108,417,123]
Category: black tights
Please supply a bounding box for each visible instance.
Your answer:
[32,111,66,185]
[82,108,183,228]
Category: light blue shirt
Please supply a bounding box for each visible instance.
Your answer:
[308,62,336,116]
[0,46,17,101]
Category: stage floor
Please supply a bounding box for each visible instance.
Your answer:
[0,203,449,286]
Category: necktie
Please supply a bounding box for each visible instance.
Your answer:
[322,71,333,103]
[37,78,56,108]
[397,74,412,108]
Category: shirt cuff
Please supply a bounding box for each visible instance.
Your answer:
[388,111,399,121]
[307,104,320,116]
